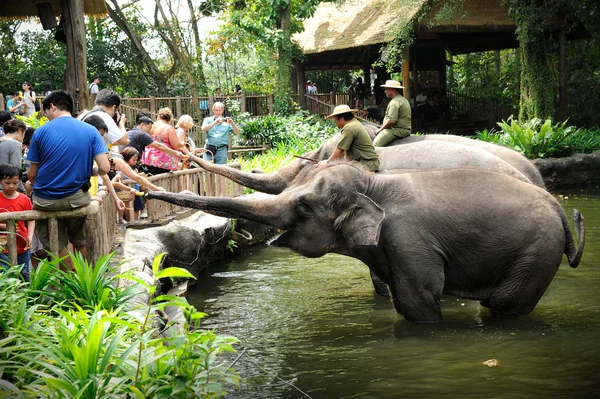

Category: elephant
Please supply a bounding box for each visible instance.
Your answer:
[188,132,542,195]
[147,162,584,323]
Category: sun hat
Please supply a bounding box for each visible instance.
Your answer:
[380,80,405,89]
[326,104,358,119]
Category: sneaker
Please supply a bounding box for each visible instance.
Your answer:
[140,211,148,219]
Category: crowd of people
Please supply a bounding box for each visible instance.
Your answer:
[0,82,243,279]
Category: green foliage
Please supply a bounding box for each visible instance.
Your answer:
[475,117,583,158]
[15,112,48,129]
[235,112,335,174]
[0,252,240,398]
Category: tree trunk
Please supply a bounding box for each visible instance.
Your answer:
[275,3,293,114]
[106,0,168,93]
[61,0,87,112]
[186,0,208,94]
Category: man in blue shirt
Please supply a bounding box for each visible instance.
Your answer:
[201,102,240,164]
[27,90,117,267]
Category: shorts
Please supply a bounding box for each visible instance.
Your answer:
[32,190,91,250]
[0,251,30,281]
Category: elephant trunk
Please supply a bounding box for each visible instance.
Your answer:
[188,154,294,194]
[146,190,294,230]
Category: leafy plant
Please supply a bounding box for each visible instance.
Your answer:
[496,117,576,158]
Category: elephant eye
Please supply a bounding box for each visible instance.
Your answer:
[296,200,313,217]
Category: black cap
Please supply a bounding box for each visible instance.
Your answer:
[137,116,154,124]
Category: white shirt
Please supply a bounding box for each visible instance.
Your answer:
[89,83,99,94]
[416,93,428,106]
[78,109,124,148]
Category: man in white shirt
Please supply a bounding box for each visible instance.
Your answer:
[89,76,100,95]
[77,89,129,148]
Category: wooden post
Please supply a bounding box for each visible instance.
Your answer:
[241,93,247,113]
[411,49,418,100]
[330,90,336,105]
[49,218,59,257]
[150,97,156,116]
[402,46,411,103]
[363,66,371,93]
[557,24,568,122]
[208,95,214,112]
[176,96,182,119]
[0,94,5,112]
[297,61,306,108]
[438,46,447,103]
[6,220,17,266]
[268,94,274,115]
[61,0,88,114]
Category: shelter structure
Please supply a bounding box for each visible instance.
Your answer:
[0,0,107,112]
[293,0,588,131]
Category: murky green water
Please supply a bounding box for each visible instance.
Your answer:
[187,189,600,398]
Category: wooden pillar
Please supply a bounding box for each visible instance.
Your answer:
[0,94,4,112]
[402,46,411,102]
[268,94,274,115]
[61,0,88,114]
[150,96,156,115]
[330,90,336,105]
[439,46,447,107]
[176,96,182,119]
[411,48,418,98]
[241,93,247,113]
[297,61,306,108]
[557,24,568,122]
[208,95,214,112]
[363,66,371,93]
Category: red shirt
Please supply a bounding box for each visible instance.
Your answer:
[0,193,33,254]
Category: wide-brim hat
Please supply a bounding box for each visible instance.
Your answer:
[380,80,405,89]
[326,104,358,118]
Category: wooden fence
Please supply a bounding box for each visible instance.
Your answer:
[0,190,116,265]
[446,89,516,126]
[121,164,244,223]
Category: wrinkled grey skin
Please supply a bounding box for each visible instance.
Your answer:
[190,134,540,191]
[147,163,584,323]
[189,130,545,194]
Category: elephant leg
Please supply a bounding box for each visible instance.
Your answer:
[370,270,389,296]
[387,259,445,323]
[488,259,558,318]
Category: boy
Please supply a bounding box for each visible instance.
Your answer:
[0,163,35,281]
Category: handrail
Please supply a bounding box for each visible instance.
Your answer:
[0,191,116,265]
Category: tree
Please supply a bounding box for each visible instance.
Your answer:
[228,0,321,114]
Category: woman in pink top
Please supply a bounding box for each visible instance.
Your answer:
[142,108,188,175]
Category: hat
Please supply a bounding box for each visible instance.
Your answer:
[380,80,405,89]
[137,116,154,124]
[326,104,358,119]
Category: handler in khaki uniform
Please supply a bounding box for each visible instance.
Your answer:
[373,80,411,147]
[318,104,380,172]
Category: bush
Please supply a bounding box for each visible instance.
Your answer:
[0,252,240,398]
[473,117,600,159]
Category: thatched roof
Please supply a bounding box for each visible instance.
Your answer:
[0,0,107,19]
[294,0,427,55]
[294,0,521,55]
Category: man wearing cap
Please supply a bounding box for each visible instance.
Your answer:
[122,113,184,160]
[319,104,380,172]
[373,80,411,147]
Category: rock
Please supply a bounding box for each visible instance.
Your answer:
[483,359,499,367]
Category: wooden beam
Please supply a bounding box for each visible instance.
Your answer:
[402,46,411,102]
[61,0,88,113]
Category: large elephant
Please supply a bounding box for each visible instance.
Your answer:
[148,162,584,323]
[189,133,541,194]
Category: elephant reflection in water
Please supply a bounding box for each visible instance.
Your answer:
[148,162,584,323]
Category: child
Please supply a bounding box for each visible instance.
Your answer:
[0,163,34,281]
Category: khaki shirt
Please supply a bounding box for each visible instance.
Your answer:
[337,119,380,171]
[384,94,411,130]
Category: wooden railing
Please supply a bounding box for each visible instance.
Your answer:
[121,165,244,222]
[0,190,116,265]
[305,95,334,117]
[446,89,516,125]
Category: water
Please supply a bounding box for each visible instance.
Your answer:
[187,189,600,398]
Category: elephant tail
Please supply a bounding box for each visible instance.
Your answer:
[564,208,585,268]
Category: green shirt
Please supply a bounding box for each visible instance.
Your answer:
[384,94,411,130]
[337,119,380,171]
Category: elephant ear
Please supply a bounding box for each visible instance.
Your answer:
[334,192,385,247]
